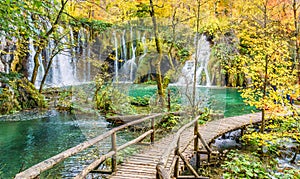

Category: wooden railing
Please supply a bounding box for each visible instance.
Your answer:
[156,116,199,178]
[15,113,166,179]
[156,116,213,179]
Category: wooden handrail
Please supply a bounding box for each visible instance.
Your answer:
[156,116,200,178]
[74,130,154,178]
[15,113,166,179]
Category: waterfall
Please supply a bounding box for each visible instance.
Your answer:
[118,42,137,82]
[176,34,211,86]
[113,31,119,81]
[129,44,137,81]
[69,26,77,79]
[142,32,147,54]
[122,30,127,60]
[86,44,91,81]
[138,32,147,64]
[0,34,4,72]
[47,27,77,87]
[195,35,211,86]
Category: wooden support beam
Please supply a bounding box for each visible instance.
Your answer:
[156,163,170,179]
[74,151,115,179]
[111,132,117,172]
[169,155,179,177]
[75,130,154,179]
[178,151,200,178]
[174,138,180,178]
[194,121,199,168]
[151,118,155,144]
[90,169,112,174]
[197,132,212,154]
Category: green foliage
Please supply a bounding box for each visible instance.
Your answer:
[222,150,270,178]
[198,108,211,124]
[242,116,300,154]
[177,48,190,62]
[133,3,150,18]
[69,18,111,32]
[222,146,300,179]
[94,67,135,115]
[143,80,157,85]
[159,114,181,130]
[130,95,150,106]
[0,72,47,115]
[56,90,74,111]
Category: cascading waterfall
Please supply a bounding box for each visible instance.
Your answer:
[196,35,211,86]
[69,26,77,79]
[122,29,127,60]
[138,32,147,63]
[86,30,91,81]
[177,34,211,86]
[118,41,137,82]
[2,24,197,87]
[0,34,5,72]
[50,27,77,86]
[113,31,119,81]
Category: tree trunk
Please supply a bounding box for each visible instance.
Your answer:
[31,46,43,84]
[293,0,300,84]
[39,53,57,93]
[11,36,29,77]
[31,0,68,85]
[261,2,268,133]
[192,0,201,116]
[149,0,165,104]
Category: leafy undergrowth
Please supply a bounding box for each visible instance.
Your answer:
[222,150,299,179]
[220,115,300,179]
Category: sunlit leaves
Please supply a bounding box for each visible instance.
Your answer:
[232,0,299,119]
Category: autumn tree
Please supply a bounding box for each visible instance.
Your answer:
[233,0,298,132]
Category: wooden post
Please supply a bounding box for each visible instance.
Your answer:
[111,132,117,172]
[241,126,246,136]
[194,119,199,168]
[174,137,180,178]
[151,118,155,144]
[168,89,171,111]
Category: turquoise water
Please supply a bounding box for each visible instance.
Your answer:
[0,85,253,178]
[0,111,110,178]
[127,85,254,117]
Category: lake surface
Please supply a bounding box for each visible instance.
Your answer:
[0,86,253,178]
[0,111,111,178]
[128,85,254,117]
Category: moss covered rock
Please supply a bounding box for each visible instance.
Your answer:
[0,72,47,114]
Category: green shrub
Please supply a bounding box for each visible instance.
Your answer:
[222,151,270,179]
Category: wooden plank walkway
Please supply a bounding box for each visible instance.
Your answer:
[108,112,262,179]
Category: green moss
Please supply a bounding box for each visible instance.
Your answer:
[0,72,47,115]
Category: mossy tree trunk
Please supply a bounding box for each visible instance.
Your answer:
[149,0,165,104]
[11,35,29,78]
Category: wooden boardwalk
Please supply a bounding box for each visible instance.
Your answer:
[108,112,262,179]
